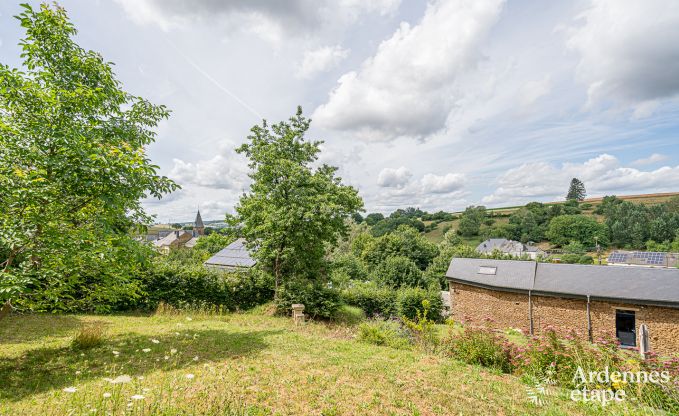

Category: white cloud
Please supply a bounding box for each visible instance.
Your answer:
[567,0,679,106]
[519,76,552,107]
[313,0,504,140]
[421,173,466,194]
[632,153,669,167]
[482,154,679,206]
[169,144,248,190]
[296,45,350,79]
[377,166,412,188]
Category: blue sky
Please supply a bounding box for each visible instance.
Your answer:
[1,0,678,222]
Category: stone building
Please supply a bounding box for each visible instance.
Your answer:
[446,258,679,356]
[153,210,205,253]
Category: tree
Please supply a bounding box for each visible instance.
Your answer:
[234,107,363,297]
[566,178,586,201]
[546,215,608,248]
[364,213,384,226]
[0,4,177,312]
[193,233,235,255]
[458,206,486,237]
[371,256,425,288]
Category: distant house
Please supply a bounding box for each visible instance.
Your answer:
[446,258,679,355]
[476,238,545,259]
[204,238,256,271]
[608,251,679,268]
[153,210,205,254]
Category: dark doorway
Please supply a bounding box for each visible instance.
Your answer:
[616,310,636,347]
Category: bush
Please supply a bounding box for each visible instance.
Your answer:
[340,282,396,317]
[357,319,411,349]
[275,279,341,320]
[402,300,438,352]
[444,326,515,373]
[142,261,274,311]
[332,305,365,325]
[396,287,443,322]
[372,256,424,288]
[71,322,107,350]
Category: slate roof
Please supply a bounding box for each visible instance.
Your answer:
[204,238,256,269]
[446,258,679,307]
[194,210,205,229]
[476,238,544,255]
[153,230,191,247]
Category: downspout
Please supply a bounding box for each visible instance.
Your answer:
[528,290,534,336]
[587,295,592,342]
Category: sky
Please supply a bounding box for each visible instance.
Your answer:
[1,0,679,222]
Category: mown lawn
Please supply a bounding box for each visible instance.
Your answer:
[0,311,639,415]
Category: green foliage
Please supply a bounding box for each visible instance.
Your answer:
[233,107,363,295]
[0,4,178,306]
[401,300,438,352]
[332,305,365,325]
[605,201,679,249]
[422,211,455,221]
[142,261,274,311]
[357,319,412,349]
[193,233,235,255]
[593,195,622,215]
[443,326,515,373]
[329,253,368,290]
[371,216,425,236]
[646,238,679,252]
[458,206,487,237]
[340,282,396,317]
[371,256,425,288]
[566,178,586,201]
[364,213,384,226]
[275,279,342,320]
[546,215,608,248]
[559,254,594,264]
[563,241,587,254]
[396,287,442,322]
[360,225,438,270]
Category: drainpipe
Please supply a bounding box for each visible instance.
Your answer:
[528,290,534,336]
[586,295,592,342]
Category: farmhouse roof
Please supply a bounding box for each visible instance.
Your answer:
[446,258,679,307]
[153,230,191,247]
[204,238,256,269]
[476,238,543,255]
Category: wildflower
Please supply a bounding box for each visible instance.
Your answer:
[170,348,177,355]
[112,351,120,356]
[185,373,195,379]
[186,317,192,321]
[193,356,199,361]
[142,348,151,353]
[103,392,112,398]
[164,355,169,360]
[131,395,145,400]
[105,375,132,384]
[151,339,160,344]
[142,388,150,393]
[138,376,144,380]
[75,371,82,375]
[63,387,77,393]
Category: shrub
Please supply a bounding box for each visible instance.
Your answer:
[71,322,107,350]
[402,300,438,352]
[372,256,424,288]
[332,305,365,325]
[396,287,443,322]
[142,261,274,311]
[357,319,411,349]
[340,282,396,317]
[275,279,342,320]
[444,326,515,373]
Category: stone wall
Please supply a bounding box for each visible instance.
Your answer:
[449,281,679,356]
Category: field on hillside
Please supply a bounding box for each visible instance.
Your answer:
[423,192,679,244]
[0,311,635,416]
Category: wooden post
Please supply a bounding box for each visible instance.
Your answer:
[639,324,650,359]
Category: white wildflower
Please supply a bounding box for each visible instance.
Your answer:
[170,348,177,355]
[185,373,195,380]
[193,356,199,361]
[75,371,82,375]
[142,348,151,353]
[138,376,144,380]
[106,375,132,384]
[164,355,169,360]
[63,387,77,393]
[151,339,160,344]
[131,394,145,400]
[112,351,120,356]
[103,392,112,398]
[185,317,192,321]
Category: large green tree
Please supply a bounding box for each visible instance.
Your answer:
[0,4,177,312]
[234,107,363,297]
[566,178,586,201]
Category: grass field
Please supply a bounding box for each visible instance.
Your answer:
[0,311,639,415]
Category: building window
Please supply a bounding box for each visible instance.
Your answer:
[615,310,636,347]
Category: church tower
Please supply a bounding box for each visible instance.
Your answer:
[194,209,205,236]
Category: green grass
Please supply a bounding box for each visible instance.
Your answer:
[0,312,637,415]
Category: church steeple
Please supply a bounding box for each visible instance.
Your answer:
[194,209,205,236]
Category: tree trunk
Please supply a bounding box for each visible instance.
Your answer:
[273,251,281,300]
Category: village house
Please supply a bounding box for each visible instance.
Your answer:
[476,238,545,259]
[446,258,679,355]
[153,210,205,254]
